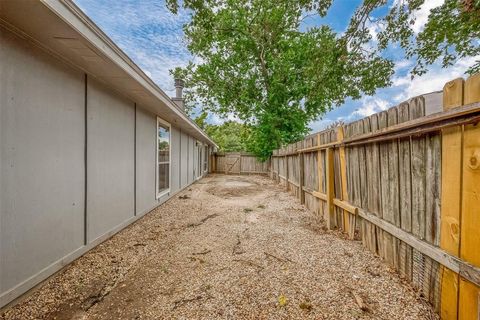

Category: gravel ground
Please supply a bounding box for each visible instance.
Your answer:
[0,174,437,320]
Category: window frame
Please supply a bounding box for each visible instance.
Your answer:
[195,140,202,180]
[156,117,171,199]
[204,145,208,173]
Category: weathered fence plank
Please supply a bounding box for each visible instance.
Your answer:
[397,101,413,281]
[337,127,350,236]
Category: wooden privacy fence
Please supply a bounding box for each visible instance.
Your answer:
[212,152,270,175]
[271,73,480,319]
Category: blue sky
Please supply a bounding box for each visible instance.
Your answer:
[75,0,475,132]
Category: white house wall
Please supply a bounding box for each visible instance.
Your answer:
[0,25,212,308]
[86,78,135,242]
[0,27,85,295]
[170,126,181,193]
[180,131,189,188]
[135,107,157,216]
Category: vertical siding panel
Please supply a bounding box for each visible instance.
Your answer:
[170,126,181,193]
[135,107,157,215]
[0,29,85,295]
[87,79,135,242]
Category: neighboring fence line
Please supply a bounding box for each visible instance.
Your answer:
[270,73,480,319]
[211,152,270,175]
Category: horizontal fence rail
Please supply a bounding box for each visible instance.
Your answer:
[270,74,480,319]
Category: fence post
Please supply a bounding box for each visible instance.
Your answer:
[213,153,216,173]
[299,143,305,204]
[326,147,335,230]
[317,133,323,218]
[337,126,350,236]
[459,72,480,319]
[285,150,289,191]
[440,77,464,320]
[239,153,242,175]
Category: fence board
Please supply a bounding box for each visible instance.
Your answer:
[387,107,401,271]
[459,73,480,319]
[440,78,464,320]
[361,118,376,252]
[397,102,413,281]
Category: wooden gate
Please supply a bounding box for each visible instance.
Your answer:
[212,152,270,174]
[225,153,241,174]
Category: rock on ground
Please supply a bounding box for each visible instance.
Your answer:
[0,174,437,320]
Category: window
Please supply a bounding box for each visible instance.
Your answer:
[156,118,170,198]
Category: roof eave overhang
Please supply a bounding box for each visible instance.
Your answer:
[0,0,217,147]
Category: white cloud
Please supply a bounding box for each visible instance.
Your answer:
[366,19,383,42]
[207,112,243,125]
[354,97,390,117]
[309,119,335,132]
[411,0,444,34]
[394,59,413,72]
[392,56,476,102]
[74,0,192,97]
[389,0,444,34]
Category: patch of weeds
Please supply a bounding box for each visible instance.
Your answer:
[243,208,253,213]
[299,301,313,311]
[189,256,205,264]
[257,204,266,209]
[160,265,169,274]
[278,294,288,307]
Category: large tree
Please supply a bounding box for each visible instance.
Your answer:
[168,0,393,159]
[194,112,250,152]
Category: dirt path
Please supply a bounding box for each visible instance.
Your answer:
[1,175,436,320]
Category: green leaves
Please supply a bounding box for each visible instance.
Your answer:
[169,0,393,158]
[201,120,251,153]
[347,0,480,77]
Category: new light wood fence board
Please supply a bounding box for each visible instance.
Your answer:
[459,72,480,319]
